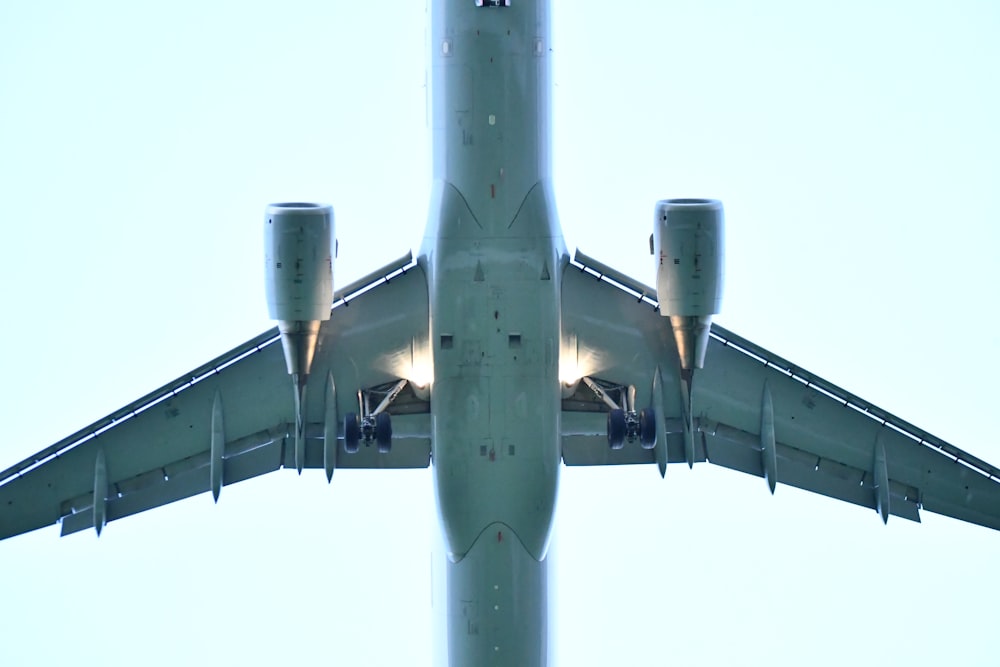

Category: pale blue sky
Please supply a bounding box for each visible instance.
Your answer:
[2,2,999,665]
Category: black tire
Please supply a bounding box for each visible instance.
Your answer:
[344,412,360,453]
[639,407,657,449]
[607,408,626,450]
[375,411,392,454]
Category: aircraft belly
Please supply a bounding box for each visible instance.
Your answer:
[433,374,559,562]
[430,0,551,232]
[442,521,550,667]
[426,172,564,562]
[424,5,560,661]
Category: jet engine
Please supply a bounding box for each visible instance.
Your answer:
[651,198,724,370]
[264,202,336,472]
[264,202,335,382]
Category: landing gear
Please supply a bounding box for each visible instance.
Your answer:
[342,379,408,455]
[639,408,656,450]
[608,409,626,450]
[344,412,361,454]
[609,407,657,450]
[375,411,392,454]
[582,376,658,451]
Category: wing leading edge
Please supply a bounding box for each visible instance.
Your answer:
[560,249,1000,530]
[0,253,431,541]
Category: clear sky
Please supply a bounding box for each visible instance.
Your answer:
[2,1,999,665]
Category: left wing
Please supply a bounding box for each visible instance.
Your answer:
[0,253,430,540]
[560,250,1000,530]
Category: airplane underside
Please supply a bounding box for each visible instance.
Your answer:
[3,3,1000,667]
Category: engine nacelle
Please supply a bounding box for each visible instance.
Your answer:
[651,198,724,370]
[265,202,335,322]
[264,202,335,378]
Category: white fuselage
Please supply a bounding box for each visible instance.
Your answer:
[420,1,564,664]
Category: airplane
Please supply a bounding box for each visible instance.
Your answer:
[2,2,1000,666]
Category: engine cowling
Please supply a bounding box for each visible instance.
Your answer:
[651,198,724,370]
[264,202,335,378]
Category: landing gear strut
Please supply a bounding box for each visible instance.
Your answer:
[343,379,407,454]
[583,377,657,450]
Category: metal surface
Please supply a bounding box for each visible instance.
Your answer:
[210,390,225,502]
[0,252,428,541]
[669,314,713,370]
[760,380,777,494]
[0,251,416,487]
[323,372,337,482]
[569,248,1000,485]
[4,3,1000,667]
[563,248,1000,528]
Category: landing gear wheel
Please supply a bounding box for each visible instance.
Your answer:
[344,412,360,453]
[375,411,393,454]
[607,408,626,450]
[639,408,657,450]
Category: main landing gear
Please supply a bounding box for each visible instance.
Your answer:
[344,379,407,454]
[582,377,657,451]
[606,406,656,451]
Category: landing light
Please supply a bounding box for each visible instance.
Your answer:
[559,354,597,387]
[559,361,582,387]
[560,341,598,387]
[390,346,433,391]
[408,363,433,390]
[396,354,432,390]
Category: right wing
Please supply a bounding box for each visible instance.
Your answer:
[0,253,430,540]
[560,250,1000,530]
